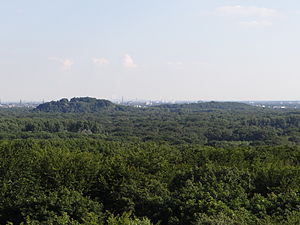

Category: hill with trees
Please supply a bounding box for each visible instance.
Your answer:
[35,97,120,113]
[155,101,255,111]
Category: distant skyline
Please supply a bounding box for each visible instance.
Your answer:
[1,0,300,101]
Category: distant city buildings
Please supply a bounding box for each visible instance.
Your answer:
[244,101,300,109]
[0,101,41,108]
[112,99,199,108]
[116,100,300,109]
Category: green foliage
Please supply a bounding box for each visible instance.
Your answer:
[2,100,300,224]
[107,212,153,225]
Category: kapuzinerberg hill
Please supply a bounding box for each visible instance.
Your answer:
[35,97,120,113]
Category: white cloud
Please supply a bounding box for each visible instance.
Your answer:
[216,6,278,18]
[122,54,137,68]
[92,57,109,66]
[62,59,74,69]
[49,57,74,70]
[239,20,273,27]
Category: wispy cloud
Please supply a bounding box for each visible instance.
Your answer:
[49,57,74,70]
[216,6,278,18]
[122,54,137,68]
[92,57,109,66]
[239,20,273,27]
[215,6,278,27]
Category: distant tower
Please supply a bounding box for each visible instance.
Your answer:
[19,99,22,105]
[122,96,124,104]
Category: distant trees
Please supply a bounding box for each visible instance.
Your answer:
[1,101,300,145]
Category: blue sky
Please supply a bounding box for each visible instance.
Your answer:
[1,0,300,101]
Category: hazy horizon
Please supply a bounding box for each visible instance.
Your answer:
[2,96,300,104]
[1,0,300,101]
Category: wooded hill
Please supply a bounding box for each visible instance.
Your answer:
[35,97,121,113]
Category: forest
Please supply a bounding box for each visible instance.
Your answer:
[1,97,300,224]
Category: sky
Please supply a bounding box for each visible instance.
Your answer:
[1,0,300,102]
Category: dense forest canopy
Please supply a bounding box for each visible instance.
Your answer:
[1,97,300,224]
